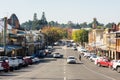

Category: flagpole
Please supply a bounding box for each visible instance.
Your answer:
[4,17,7,55]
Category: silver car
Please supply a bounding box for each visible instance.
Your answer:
[67,56,76,64]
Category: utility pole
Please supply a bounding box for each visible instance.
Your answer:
[4,17,7,55]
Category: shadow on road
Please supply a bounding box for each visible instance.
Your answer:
[29,77,63,80]
[76,62,84,64]
[40,58,57,63]
[0,73,17,76]
[13,70,30,73]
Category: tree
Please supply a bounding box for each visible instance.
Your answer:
[72,29,88,46]
[33,13,38,21]
[80,22,88,28]
[105,23,115,28]
[42,27,67,45]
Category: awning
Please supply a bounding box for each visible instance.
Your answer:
[0,45,22,52]
[0,46,13,52]
[99,45,108,50]
[7,45,22,50]
[34,42,40,46]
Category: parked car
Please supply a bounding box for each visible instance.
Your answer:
[80,49,87,55]
[45,49,52,54]
[30,56,40,64]
[72,46,77,51]
[9,57,19,70]
[96,58,111,67]
[16,56,24,68]
[54,42,59,46]
[0,58,9,72]
[67,56,76,64]
[36,50,45,58]
[112,60,120,73]
[109,60,118,69]
[23,56,33,65]
[89,54,97,62]
[4,57,19,71]
[83,52,91,58]
[94,56,104,65]
[23,57,29,67]
[53,53,63,58]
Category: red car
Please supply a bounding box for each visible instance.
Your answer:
[23,56,33,65]
[97,58,111,67]
[1,60,9,72]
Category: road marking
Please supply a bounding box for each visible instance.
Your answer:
[64,47,67,80]
[83,65,116,80]
[64,77,67,80]
[64,63,66,74]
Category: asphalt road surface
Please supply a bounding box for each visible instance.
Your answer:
[0,46,120,80]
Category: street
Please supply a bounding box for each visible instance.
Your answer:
[0,46,120,80]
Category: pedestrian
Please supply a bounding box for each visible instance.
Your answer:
[79,54,81,61]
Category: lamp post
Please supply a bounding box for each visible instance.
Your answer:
[108,34,110,59]
[93,30,96,54]
[4,17,7,56]
[25,29,27,56]
[22,28,27,56]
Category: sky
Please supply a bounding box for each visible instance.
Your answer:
[0,0,120,24]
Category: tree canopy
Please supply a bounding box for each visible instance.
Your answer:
[41,27,67,45]
[72,29,88,45]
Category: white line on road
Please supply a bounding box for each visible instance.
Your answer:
[64,77,67,80]
[83,65,116,80]
[64,46,67,80]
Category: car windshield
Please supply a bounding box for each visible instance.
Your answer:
[68,57,75,59]
[55,53,60,55]
[92,55,97,58]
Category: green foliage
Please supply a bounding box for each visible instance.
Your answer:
[72,29,88,44]
[96,26,104,29]
[105,23,115,28]
[42,27,67,45]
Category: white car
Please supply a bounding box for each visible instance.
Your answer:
[5,57,19,71]
[67,56,76,64]
[53,53,63,58]
[89,54,97,62]
[83,52,91,58]
[112,60,120,73]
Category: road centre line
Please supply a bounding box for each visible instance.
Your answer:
[63,45,67,80]
[83,65,116,80]
[64,77,67,80]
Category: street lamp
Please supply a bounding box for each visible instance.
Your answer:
[4,17,7,56]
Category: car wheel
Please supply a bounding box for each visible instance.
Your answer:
[10,67,14,71]
[117,67,120,73]
[4,69,8,72]
[97,63,101,67]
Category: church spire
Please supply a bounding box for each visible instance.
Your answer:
[41,12,47,21]
[33,13,38,21]
[40,12,48,28]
